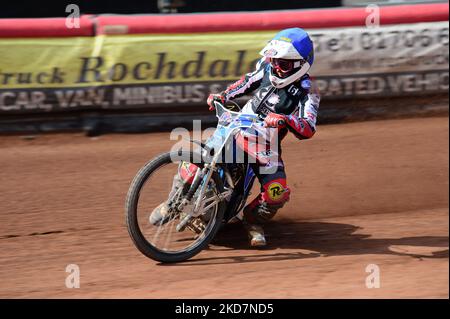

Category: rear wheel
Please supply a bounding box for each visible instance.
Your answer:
[125,151,226,263]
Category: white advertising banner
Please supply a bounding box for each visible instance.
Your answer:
[309,21,449,98]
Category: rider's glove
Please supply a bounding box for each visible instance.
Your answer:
[207,92,227,111]
[264,113,287,128]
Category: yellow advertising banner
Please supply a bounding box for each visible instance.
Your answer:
[0,32,272,89]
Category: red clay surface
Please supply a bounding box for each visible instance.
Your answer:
[0,116,448,298]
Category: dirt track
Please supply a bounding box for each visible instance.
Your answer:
[0,116,448,298]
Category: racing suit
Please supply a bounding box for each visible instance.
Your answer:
[180,58,320,225]
[217,58,320,224]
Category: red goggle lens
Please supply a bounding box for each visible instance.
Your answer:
[270,58,294,72]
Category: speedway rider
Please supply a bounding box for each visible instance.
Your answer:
[151,28,320,247]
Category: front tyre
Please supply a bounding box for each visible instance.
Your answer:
[125,151,226,263]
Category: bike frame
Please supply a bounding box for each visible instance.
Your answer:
[182,102,262,222]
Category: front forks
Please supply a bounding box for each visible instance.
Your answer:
[175,165,210,232]
[175,164,233,232]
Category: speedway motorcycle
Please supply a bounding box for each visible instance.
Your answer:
[125,101,285,263]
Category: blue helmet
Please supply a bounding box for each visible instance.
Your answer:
[260,28,315,88]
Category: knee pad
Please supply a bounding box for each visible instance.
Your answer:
[261,178,290,205]
[244,179,290,224]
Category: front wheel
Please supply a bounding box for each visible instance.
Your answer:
[125,151,226,263]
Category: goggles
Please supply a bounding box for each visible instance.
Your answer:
[270,58,306,73]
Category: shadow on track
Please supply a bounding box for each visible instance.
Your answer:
[161,219,449,266]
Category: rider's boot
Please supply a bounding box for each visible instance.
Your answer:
[150,162,200,226]
[149,202,171,225]
[149,174,184,226]
[243,197,283,247]
[243,222,267,247]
